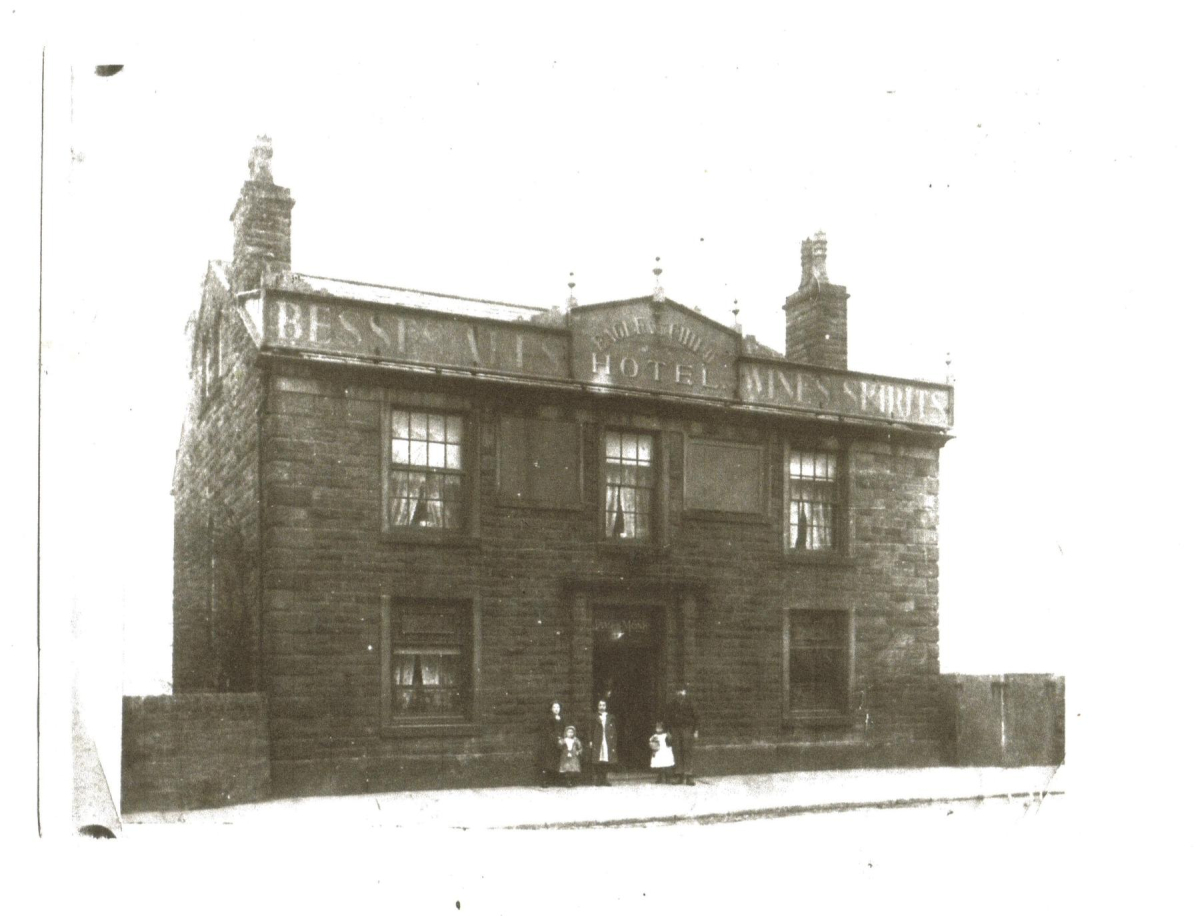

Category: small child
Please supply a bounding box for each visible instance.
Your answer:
[649,720,675,783]
[559,725,583,787]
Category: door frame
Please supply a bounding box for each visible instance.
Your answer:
[563,576,705,755]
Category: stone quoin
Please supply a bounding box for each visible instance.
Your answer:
[168,138,958,799]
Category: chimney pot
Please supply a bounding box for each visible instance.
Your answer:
[231,137,295,294]
[783,232,848,369]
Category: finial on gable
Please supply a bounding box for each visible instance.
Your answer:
[652,256,665,303]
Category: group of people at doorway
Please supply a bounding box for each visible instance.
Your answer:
[538,687,699,787]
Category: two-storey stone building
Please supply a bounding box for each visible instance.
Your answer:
[172,139,954,797]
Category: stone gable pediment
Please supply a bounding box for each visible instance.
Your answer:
[569,298,740,398]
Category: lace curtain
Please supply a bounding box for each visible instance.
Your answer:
[389,470,450,528]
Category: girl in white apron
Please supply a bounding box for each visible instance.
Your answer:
[649,720,675,784]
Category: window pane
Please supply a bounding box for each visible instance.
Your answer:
[621,436,637,460]
[428,442,446,468]
[634,487,652,520]
[411,412,428,441]
[637,436,652,462]
[789,452,801,477]
[411,440,428,466]
[624,512,640,539]
[391,440,409,465]
[446,444,463,470]
[800,453,815,478]
[388,470,415,526]
[392,410,410,438]
[428,414,445,442]
[605,432,621,458]
[424,472,443,500]
[446,416,463,444]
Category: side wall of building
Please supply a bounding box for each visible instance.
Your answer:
[259,362,944,796]
[172,287,265,691]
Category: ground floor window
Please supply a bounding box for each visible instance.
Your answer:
[784,608,852,721]
[381,596,481,728]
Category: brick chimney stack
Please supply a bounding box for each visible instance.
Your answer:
[783,230,849,369]
[231,136,295,294]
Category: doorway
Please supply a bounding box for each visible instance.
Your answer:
[592,608,661,771]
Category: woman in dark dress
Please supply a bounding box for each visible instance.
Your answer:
[538,701,566,787]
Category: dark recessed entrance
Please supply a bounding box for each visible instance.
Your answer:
[592,607,662,771]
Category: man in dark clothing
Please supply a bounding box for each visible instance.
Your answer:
[666,686,699,785]
[589,699,618,785]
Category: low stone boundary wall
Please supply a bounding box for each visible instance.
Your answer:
[941,674,1065,766]
[122,693,270,813]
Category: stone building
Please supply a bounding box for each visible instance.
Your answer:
[172,139,954,797]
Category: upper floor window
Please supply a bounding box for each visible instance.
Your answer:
[388,409,465,530]
[604,430,654,540]
[788,447,840,551]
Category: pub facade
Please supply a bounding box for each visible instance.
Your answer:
[172,140,954,796]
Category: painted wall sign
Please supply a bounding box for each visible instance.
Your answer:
[740,360,953,428]
[593,614,655,647]
[248,295,952,430]
[263,296,570,380]
[570,301,738,400]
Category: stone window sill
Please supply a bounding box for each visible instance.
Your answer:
[597,541,671,560]
[783,550,855,568]
[382,528,482,548]
[682,509,770,526]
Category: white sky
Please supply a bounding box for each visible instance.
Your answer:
[17,1,1200,837]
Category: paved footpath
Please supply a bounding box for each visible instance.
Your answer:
[123,765,1064,833]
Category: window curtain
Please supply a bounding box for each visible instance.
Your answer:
[791,492,833,549]
[390,472,446,528]
[396,654,416,686]
[808,498,832,549]
[605,472,634,536]
[420,655,440,686]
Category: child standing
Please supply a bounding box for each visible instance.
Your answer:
[649,720,675,784]
[559,725,584,787]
